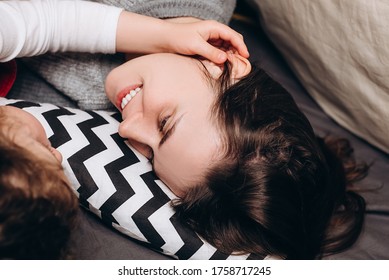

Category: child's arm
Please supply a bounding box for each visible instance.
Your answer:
[0,0,122,62]
[0,0,248,63]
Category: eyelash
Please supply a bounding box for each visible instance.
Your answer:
[159,116,170,133]
[148,147,154,164]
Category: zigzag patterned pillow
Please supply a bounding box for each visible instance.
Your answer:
[1,98,252,260]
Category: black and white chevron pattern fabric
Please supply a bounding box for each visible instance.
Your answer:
[1,98,251,260]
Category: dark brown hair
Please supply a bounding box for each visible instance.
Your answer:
[173,64,368,259]
[0,120,79,259]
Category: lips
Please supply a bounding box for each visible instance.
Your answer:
[116,84,142,111]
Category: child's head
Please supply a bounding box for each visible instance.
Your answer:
[0,106,78,259]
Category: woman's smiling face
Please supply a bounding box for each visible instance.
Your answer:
[105,53,223,196]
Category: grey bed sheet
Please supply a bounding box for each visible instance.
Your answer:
[8,19,389,260]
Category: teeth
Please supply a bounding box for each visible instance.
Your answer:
[121,98,128,109]
[120,87,141,110]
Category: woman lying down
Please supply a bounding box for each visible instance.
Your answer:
[0,0,368,259]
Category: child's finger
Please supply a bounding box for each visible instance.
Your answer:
[203,22,250,58]
[194,39,228,64]
[218,32,249,59]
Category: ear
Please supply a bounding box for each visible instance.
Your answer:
[227,51,252,81]
[200,52,251,82]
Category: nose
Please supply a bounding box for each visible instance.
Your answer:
[118,116,156,159]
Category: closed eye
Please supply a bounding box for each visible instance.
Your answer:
[159,125,175,147]
[158,114,184,148]
[159,116,170,133]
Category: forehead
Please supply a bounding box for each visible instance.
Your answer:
[0,105,49,144]
[154,108,222,195]
[1,106,35,123]
[134,53,211,81]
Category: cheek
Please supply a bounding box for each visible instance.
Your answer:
[105,70,116,95]
[105,67,124,93]
[155,168,187,197]
[152,155,186,196]
[153,148,206,197]
[105,63,140,94]
[109,64,129,81]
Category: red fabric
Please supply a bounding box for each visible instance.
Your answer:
[0,60,17,97]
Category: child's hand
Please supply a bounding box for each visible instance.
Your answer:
[116,12,249,64]
[163,19,250,64]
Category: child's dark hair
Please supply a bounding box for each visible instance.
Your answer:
[0,127,79,259]
[173,64,368,259]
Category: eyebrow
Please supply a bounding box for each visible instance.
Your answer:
[158,114,184,148]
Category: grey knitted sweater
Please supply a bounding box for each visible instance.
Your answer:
[20,0,237,110]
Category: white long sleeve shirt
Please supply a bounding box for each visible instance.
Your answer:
[0,0,123,62]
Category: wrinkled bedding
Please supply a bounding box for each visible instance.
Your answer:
[248,0,389,154]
